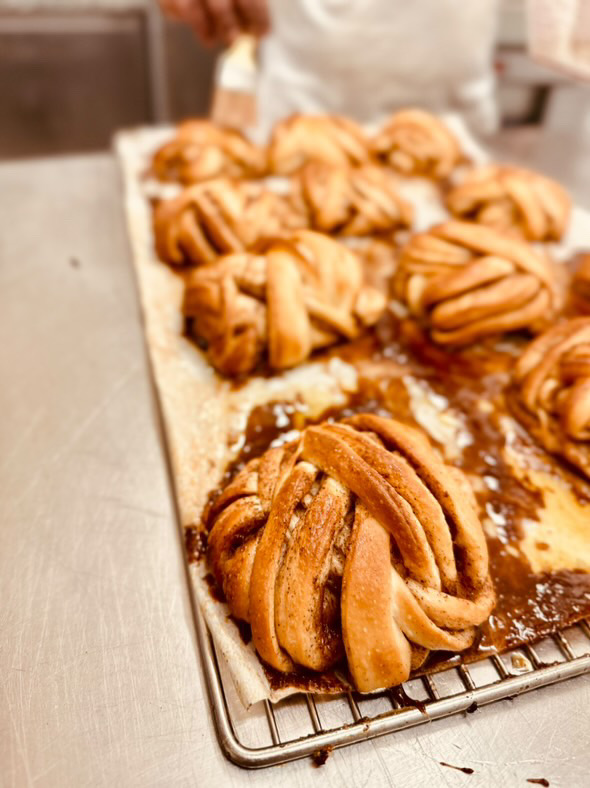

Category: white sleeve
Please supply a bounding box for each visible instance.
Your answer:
[526,0,590,80]
[450,71,499,136]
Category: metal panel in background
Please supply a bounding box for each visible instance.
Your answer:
[0,12,216,158]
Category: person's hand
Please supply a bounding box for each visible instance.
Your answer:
[159,0,270,46]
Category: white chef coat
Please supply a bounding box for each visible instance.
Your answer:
[257,0,499,139]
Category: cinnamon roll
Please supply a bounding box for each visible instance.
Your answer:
[290,162,413,236]
[208,414,494,691]
[153,179,301,266]
[395,221,558,345]
[152,119,266,184]
[183,230,386,375]
[268,114,370,175]
[446,165,571,242]
[510,317,590,479]
[372,109,461,179]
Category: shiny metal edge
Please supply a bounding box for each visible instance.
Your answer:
[194,609,590,770]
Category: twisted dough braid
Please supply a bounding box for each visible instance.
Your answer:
[152,120,266,184]
[446,165,571,242]
[290,162,413,236]
[395,221,558,345]
[183,230,386,376]
[208,414,494,692]
[153,179,302,266]
[571,256,590,315]
[511,317,590,479]
[268,114,370,175]
[371,109,461,179]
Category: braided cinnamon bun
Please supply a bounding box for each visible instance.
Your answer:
[372,109,461,179]
[153,179,302,267]
[395,221,558,345]
[208,414,494,691]
[268,114,370,175]
[183,230,386,376]
[290,162,413,236]
[152,120,266,184]
[510,318,590,479]
[446,165,571,242]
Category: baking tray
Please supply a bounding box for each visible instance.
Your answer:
[118,124,590,770]
[195,607,590,769]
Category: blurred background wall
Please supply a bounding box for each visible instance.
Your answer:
[0,0,584,160]
[0,0,218,157]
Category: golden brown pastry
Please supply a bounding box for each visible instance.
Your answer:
[208,414,494,691]
[267,114,370,175]
[446,165,571,242]
[152,120,266,184]
[153,179,302,266]
[290,162,413,236]
[395,221,558,345]
[353,237,399,293]
[372,109,461,179]
[571,255,590,315]
[183,230,386,376]
[510,318,590,479]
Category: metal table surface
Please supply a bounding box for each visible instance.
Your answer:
[1,152,588,788]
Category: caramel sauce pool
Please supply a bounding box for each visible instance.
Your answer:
[189,313,590,689]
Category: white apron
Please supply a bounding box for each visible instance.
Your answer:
[257,0,499,138]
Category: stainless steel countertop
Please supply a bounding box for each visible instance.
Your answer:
[1,152,589,788]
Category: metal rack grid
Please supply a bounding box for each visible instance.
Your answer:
[195,611,590,769]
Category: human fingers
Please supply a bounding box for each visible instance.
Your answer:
[233,0,270,37]
[159,0,216,45]
[204,0,241,44]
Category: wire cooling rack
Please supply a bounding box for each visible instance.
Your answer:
[195,611,590,769]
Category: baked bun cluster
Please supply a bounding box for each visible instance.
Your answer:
[208,414,494,691]
[153,108,464,184]
[146,111,586,692]
[150,109,469,378]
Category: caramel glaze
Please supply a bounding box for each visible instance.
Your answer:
[189,309,590,695]
[185,526,207,561]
